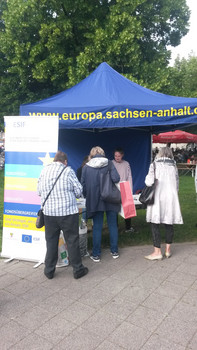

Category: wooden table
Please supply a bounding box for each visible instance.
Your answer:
[177,163,196,177]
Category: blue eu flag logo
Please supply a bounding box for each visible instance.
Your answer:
[22,234,32,243]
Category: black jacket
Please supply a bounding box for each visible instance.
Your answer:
[81,155,120,218]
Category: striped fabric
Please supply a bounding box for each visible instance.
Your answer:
[37,162,82,216]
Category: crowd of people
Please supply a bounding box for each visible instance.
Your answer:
[37,145,183,280]
[153,146,197,164]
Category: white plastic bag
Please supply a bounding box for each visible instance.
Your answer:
[56,231,69,268]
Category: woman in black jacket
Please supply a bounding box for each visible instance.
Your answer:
[81,146,120,262]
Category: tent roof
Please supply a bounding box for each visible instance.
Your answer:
[20,62,197,132]
[153,130,197,143]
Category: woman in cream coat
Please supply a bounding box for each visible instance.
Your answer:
[144,147,183,260]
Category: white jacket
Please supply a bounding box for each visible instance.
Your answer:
[145,158,183,225]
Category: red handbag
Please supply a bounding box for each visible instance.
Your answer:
[119,181,137,219]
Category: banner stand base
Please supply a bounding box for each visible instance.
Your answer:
[33,261,44,269]
[1,255,44,269]
[4,257,14,263]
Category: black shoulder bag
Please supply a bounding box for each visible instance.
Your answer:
[36,166,66,229]
[139,162,158,207]
[100,161,121,204]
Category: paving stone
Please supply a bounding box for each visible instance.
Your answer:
[60,281,94,301]
[35,314,77,345]
[183,254,197,266]
[9,333,53,350]
[126,305,165,331]
[15,305,52,331]
[5,278,36,295]
[96,340,125,349]
[53,326,101,350]
[143,259,177,279]
[0,272,21,288]
[78,286,114,309]
[0,320,31,349]
[0,314,10,327]
[156,315,197,347]
[141,333,185,350]
[109,321,151,349]
[88,260,122,277]
[133,274,163,292]
[169,301,197,323]
[21,284,56,305]
[6,264,35,278]
[59,300,96,325]
[142,292,177,314]
[1,295,35,319]
[176,262,197,277]
[0,260,22,272]
[96,275,130,295]
[187,331,197,349]
[38,290,76,316]
[82,309,122,339]
[100,294,137,320]
[0,289,15,306]
[109,264,141,282]
[26,267,48,284]
[166,270,196,287]
[119,284,152,305]
[181,288,197,306]
[1,244,197,350]
[191,279,197,290]
[155,280,188,300]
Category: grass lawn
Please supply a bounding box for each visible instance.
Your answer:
[90,174,197,249]
[0,170,196,252]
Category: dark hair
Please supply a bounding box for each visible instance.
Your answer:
[114,147,124,155]
[54,151,67,163]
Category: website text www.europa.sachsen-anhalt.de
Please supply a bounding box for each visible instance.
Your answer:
[30,106,197,122]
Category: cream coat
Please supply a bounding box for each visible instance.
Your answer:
[145,158,183,225]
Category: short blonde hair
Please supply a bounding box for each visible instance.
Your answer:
[89,146,105,159]
[156,147,174,159]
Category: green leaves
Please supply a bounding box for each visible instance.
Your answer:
[0,0,190,126]
[164,54,197,98]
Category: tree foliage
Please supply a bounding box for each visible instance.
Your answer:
[0,0,190,127]
[163,54,197,98]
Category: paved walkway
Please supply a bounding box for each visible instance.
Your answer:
[0,242,197,350]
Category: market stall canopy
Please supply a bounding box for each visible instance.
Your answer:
[20,62,197,133]
[153,130,197,143]
[19,62,197,192]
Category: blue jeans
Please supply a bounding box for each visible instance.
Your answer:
[82,208,87,221]
[92,211,118,257]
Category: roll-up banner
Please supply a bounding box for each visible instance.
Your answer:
[1,116,59,262]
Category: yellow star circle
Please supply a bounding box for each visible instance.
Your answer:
[38,152,54,166]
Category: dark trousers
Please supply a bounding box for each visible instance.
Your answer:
[117,216,131,230]
[44,213,84,275]
[125,218,131,230]
[151,223,174,248]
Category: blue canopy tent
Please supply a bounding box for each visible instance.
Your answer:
[20,62,197,192]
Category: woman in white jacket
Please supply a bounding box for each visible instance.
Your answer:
[144,147,183,260]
